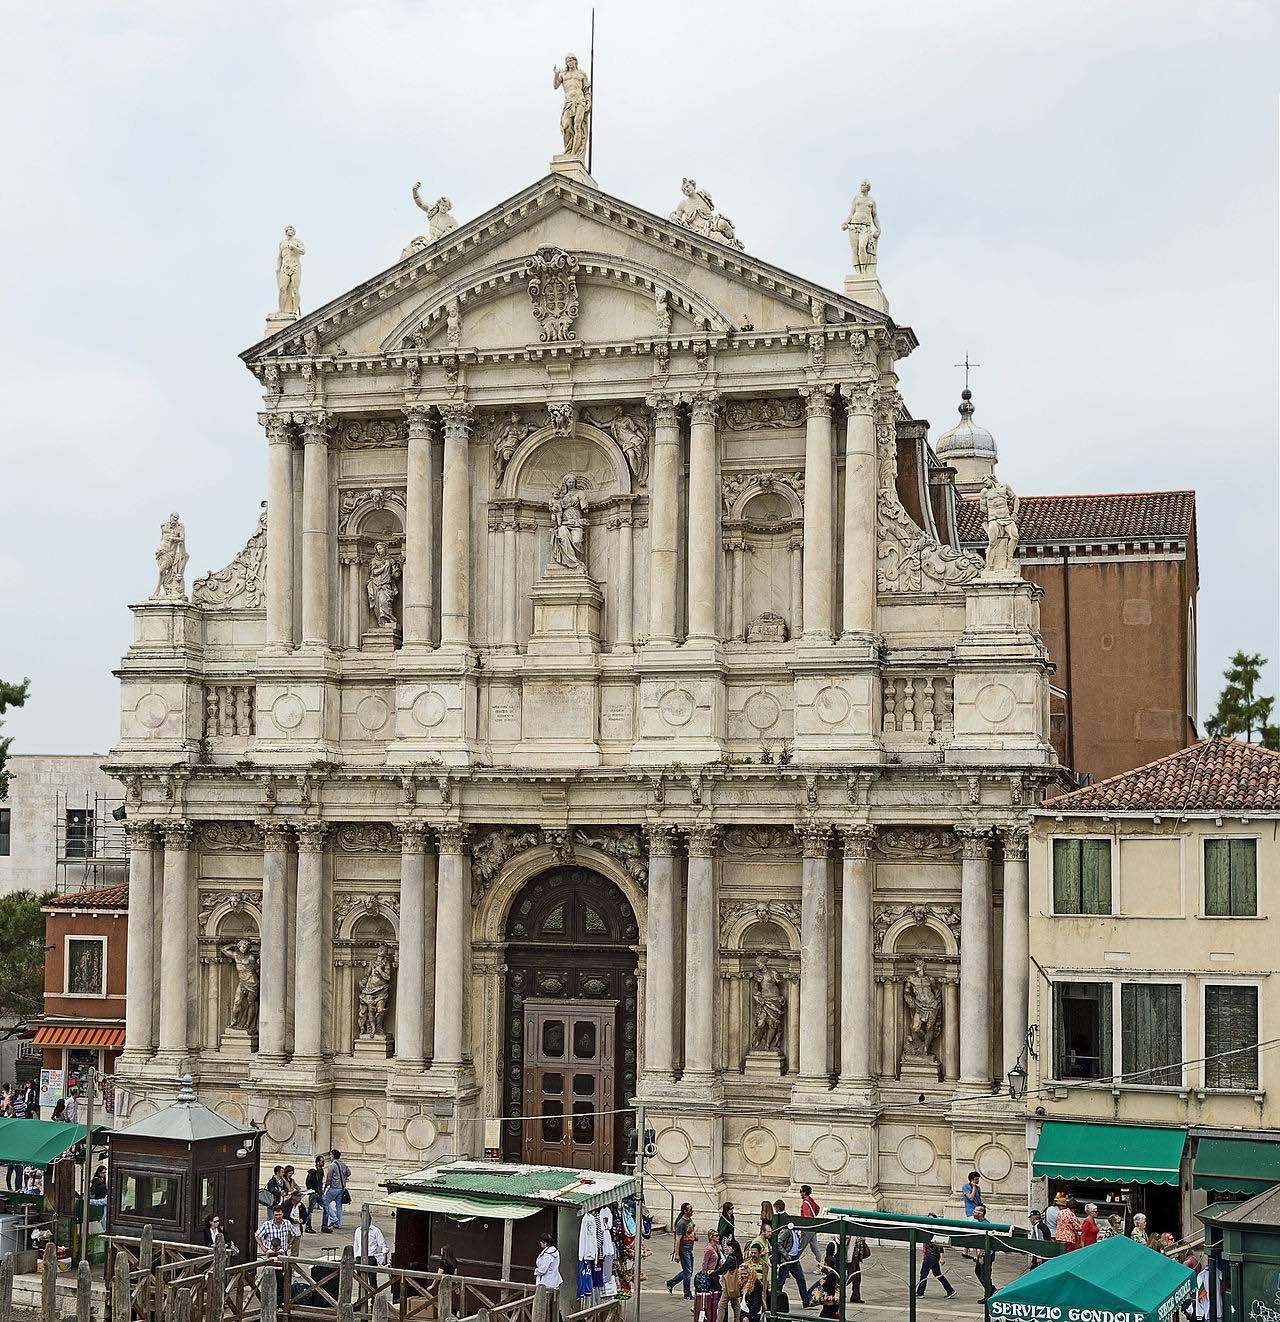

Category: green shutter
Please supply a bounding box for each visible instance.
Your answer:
[1121,984,1181,1086]
[1082,840,1112,914]
[1230,840,1258,917]
[1204,840,1230,916]
[1205,985,1258,1090]
[1054,839,1082,914]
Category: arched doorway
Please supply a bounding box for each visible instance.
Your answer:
[502,867,639,1170]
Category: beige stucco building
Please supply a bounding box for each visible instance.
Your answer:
[1027,737,1280,1234]
[106,99,1062,1219]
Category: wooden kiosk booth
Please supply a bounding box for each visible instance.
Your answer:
[107,1075,262,1255]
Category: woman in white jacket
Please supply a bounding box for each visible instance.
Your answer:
[535,1234,563,1289]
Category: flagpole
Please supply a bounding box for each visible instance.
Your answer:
[587,7,596,176]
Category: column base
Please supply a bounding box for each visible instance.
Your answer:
[789,1076,836,1105]
[675,1070,723,1102]
[149,1049,197,1078]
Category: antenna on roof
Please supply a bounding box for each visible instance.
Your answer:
[587,8,596,176]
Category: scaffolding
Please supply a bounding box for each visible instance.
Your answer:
[54,790,127,894]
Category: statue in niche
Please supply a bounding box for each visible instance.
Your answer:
[548,476,589,571]
[151,512,189,601]
[412,186,458,241]
[357,943,395,1037]
[445,298,461,349]
[977,475,1021,578]
[221,939,260,1033]
[584,406,649,483]
[493,410,536,485]
[553,54,592,160]
[365,542,401,627]
[275,225,305,318]
[749,954,786,1054]
[902,959,942,1057]
[842,180,880,275]
[668,178,744,249]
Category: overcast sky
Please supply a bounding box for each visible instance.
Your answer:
[2,0,1277,754]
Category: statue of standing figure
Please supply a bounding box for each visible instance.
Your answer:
[412,185,458,241]
[357,944,395,1037]
[221,939,260,1034]
[553,54,592,160]
[842,180,881,275]
[151,512,189,601]
[275,225,305,318]
[548,476,589,571]
[977,475,1021,578]
[902,960,942,1058]
[365,542,401,628]
[749,955,786,1054]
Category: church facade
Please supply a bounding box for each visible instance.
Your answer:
[108,91,1060,1218]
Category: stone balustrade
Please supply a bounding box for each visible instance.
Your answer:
[881,673,954,735]
[202,683,256,738]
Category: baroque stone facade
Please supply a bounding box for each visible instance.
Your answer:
[108,145,1059,1217]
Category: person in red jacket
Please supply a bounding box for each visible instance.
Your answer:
[1079,1204,1100,1248]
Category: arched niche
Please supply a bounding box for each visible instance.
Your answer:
[348,912,397,1059]
[742,919,789,951]
[337,496,407,649]
[210,908,260,1053]
[723,476,805,643]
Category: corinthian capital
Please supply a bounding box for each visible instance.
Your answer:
[296,411,333,446]
[690,392,719,426]
[795,820,831,858]
[841,824,876,860]
[647,394,678,431]
[441,402,475,440]
[801,385,835,420]
[161,818,193,849]
[397,819,428,854]
[645,823,677,858]
[124,820,159,850]
[844,378,879,417]
[955,825,992,861]
[259,818,292,852]
[436,823,470,853]
[685,824,722,858]
[1000,826,1029,862]
[295,820,328,854]
[403,403,434,440]
[259,411,294,446]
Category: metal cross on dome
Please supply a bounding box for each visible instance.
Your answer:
[953,352,982,392]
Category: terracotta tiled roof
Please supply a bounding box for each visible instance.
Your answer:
[45,882,128,910]
[1042,738,1280,814]
[956,490,1195,545]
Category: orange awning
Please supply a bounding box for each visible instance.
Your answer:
[31,1026,124,1049]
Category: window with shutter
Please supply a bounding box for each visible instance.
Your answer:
[1052,839,1112,914]
[1204,984,1259,1090]
[1120,983,1182,1086]
[1053,982,1111,1080]
[1204,839,1258,916]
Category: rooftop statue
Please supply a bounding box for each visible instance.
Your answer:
[151,512,189,602]
[553,54,592,160]
[978,475,1021,579]
[842,179,880,275]
[668,178,744,250]
[274,225,305,319]
[412,185,458,241]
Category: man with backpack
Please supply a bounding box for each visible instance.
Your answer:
[322,1150,351,1232]
[772,1201,808,1305]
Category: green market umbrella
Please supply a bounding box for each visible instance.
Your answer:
[989,1235,1194,1322]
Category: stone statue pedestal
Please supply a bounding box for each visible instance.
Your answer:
[842,274,888,314]
[743,1049,786,1080]
[352,1034,392,1064]
[549,154,597,188]
[263,313,296,339]
[899,1052,942,1085]
[362,624,400,655]
[527,564,603,657]
[221,1028,257,1058]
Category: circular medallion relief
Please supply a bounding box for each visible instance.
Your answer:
[405,1114,438,1153]
[264,1108,297,1143]
[356,694,390,733]
[975,1142,1013,1183]
[814,686,850,726]
[896,1134,937,1177]
[744,692,781,732]
[134,693,169,730]
[811,1134,850,1175]
[740,1126,779,1168]
[655,1127,692,1167]
[658,688,695,728]
[215,1100,247,1126]
[975,682,1016,725]
[347,1106,382,1145]
[270,693,306,731]
[411,690,447,729]
[127,1099,158,1123]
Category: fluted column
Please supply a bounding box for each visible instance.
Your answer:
[394,822,429,1067]
[432,826,470,1068]
[1001,827,1030,1077]
[647,395,680,643]
[157,819,193,1058]
[501,509,519,649]
[789,536,804,636]
[299,412,333,649]
[801,387,835,641]
[839,825,876,1086]
[124,822,158,1058]
[262,412,295,651]
[293,822,326,1061]
[958,827,993,1087]
[613,504,635,650]
[403,404,436,646]
[683,826,720,1081]
[686,393,719,643]
[258,820,291,1062]
[440,404,474,647]
[728,539,748,640]
[842,381,878,636]
[796,822,833,1085]
[643,826,679,1081]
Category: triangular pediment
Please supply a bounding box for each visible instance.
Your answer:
[241,175,915,367]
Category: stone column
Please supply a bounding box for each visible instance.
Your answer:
[613,505,634,650]
[958,826,993,1087]
[789,536,804,637]
[262,412,295,651]
[396,821,429,1068]
[728,539,747,641]
[839,825,875,1086]
[123,822,157,1058]
[686,394,719,643]
[293,822,326,1062]
[796,822,833,1085]
[643,826,679,1081]
[683,826,720,1081]
[439,404,474,648]
[403,404,436,646]
[257,820,291,1063]
[157,820,193,1059]
[432,826,470,1068]
[877,976,897,1078]
[647,396,680,643]
[943,979,961,1081]
[1001,827,1030,1077]
[841,381,878,636]
[801,387,835,641]
[299,412,333,649]
[501,509,519,649]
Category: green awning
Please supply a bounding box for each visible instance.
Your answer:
[1193,1137,1280,1196]
[990,1235,1194,1322]
[381,1190,543,1222]
[0,1119,107,1169]
[1031,1120,1186,1186]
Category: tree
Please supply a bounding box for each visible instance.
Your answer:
[0,677,30,799]
[0,892,51,1024]
[1205,652,1280,749]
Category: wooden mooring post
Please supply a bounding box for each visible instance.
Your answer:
[40,1244,56,1322]
[259,1267,278,1322]
[112,1252,131,1322]
[75,1261,92,1322]
[0,1252,14,1322]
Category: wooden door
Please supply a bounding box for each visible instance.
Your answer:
[523,1000,616,1169]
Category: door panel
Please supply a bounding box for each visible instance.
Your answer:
[522,1001,615,1168]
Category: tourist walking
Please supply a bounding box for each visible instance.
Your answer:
[716,1240,744,1322]
[1028,1210,1051,1266]
[772,1203,809,1305]
[667,1202,696,1300]
[695,1229,723,1322]
[916,1224,955,1299]
[972,1205,995,1291]
[1054,1198,1081,1251]
[742,1239,767,1322]
[322,1150,351,1231]
[256,1204,299,1302]
[305,1155,326,1232]
[845,1230,870,1304]
[535,1233,563,1289]
[718,1202,736,1239]
[758,1201,774,1243]
[266,1165,286,1209]
[798,1185,823,1268]
[1080,1204,1100,1247]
